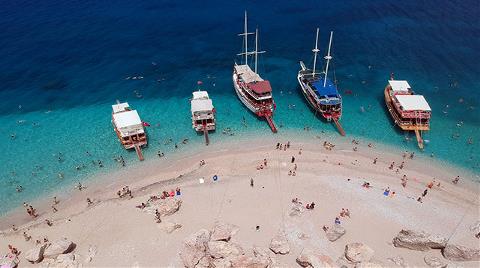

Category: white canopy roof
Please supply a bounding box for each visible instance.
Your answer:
[112,102,130,113]
[389,80,411,92]
[191,99,213,113]
[395,95,431,111]
[234,64,263,83]
[192,91,209,100]
[113,110,144,136]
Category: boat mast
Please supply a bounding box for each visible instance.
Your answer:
[323,31,333,87]
[312,28,320,77]
[244,11,248,65]
[253,28,266,75]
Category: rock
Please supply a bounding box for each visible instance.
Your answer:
[180,229,211,268]
[392,229,447,251]
[269,232,290,255]
[55,253,81,268]
[161,221,182,233]
[441,244,480,261]
[229,254,271,268]
[325,225,346,242]
[157,198,182,216]
[43,238,75,259]
[344,243,374,263]
[25,243,48,263]
[387,256,408,267]
[210,221,239,242]
[208,241,244,259]
[354,260,384,268]
[211,257,233,268]
[296,249,336,268]
[84,245,97,263]
[424,255,447,268]
[289,203,304,217]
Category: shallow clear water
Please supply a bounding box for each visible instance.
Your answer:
[0,0,479,215]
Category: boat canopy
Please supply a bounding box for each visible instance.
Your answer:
[112,102,130,113]
[234,64,263,83]
[389,80,411,92]
[395,95,431,111]
[248,80,272,94]
[312,78,339,98]
[192,91,209,100]
[113,110,144,137]
[191,99,213,113]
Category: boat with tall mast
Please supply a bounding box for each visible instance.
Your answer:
[111,101,147,160]
[384,76,431,149]
[298,29,345,136]
[233,11,277,133]
[191,83,216,145]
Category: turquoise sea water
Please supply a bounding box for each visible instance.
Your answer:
[0,0,479,215]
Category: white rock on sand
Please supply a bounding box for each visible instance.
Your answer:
[387,256,408,267]
[354,260,385,268]
[392,229,447,251]
[210,221,239,242]
[269,231,290,255]
[179,229,211,268]
[25,243,47,263]
[296,249,336,268]
[325,225,346,242]
[442,244,480,261]
[424,255,447,268]
[344,243,375,263]
[207,240,244,259]
[43,238,75,259]
[145,198,182,216]
[161,221,182,234]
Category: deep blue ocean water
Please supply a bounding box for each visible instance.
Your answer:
[0,0,479,215]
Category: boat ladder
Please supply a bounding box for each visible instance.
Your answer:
[203,121,210,146]
[333,118,346,136]
[414,129,424,150]
[265,116,278,133]
[134,143,144,161]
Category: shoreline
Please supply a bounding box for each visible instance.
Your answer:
[1,131,478,230]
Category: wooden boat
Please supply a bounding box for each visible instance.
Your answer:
[191,89,216,145]
[298,29,344,136]
[112,102,147,160]
[233,11,277,133]
[384,78,431,149]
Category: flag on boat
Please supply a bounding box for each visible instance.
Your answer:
[142,122,151,127]
[197,80,203,85]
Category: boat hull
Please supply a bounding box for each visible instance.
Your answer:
[384,87,430,131]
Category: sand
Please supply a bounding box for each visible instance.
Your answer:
[1,134,479,267]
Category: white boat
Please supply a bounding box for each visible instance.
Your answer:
[232,11,277,133]
[112,102,147,160]
[191,90,216,145]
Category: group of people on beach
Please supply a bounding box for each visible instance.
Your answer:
[275,141,290,151]
[117,186,133,199]
[23,202,38,218]
[323,141,335,151]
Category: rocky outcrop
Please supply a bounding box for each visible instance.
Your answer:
[325,225,346,242]
[441,244,480,261]
[393,229,447,251]
[387,256,408,267]
[208,241,244,259]
[210,221,239,242]
[269,232,290,255]
[54,252,81,267]
[43,238,75,259]
[424,255,447,268]
[180,229,211,268]
[179,223,274,268]
[344,243,374,263]
[25,243,48,263]
[296,250,336,267]
[157,198,182,216]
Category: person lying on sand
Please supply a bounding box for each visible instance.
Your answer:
[136,203,147,209]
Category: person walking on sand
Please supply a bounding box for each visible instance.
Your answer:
[263,158,267,167]
[373,158,377,164]
[291,156,295,163]
[250,178,254,187]
[452,176,460,184]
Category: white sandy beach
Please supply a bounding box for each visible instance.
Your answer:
[1,135,479,267]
